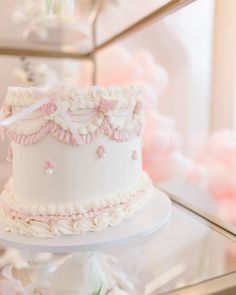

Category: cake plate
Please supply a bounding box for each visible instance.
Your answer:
[0,188,171,295]
[0,188,171,253]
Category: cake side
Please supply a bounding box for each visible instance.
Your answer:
[12,135,143,205]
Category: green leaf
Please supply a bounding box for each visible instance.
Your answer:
[91,284,102,295]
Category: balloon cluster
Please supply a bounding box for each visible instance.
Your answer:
[198,130,236,225]
[81,45,206,186]
[80,45,168,103]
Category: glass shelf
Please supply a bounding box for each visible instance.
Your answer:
[105,200,236,294]
[0,0,196,58]
[159,180,236,236]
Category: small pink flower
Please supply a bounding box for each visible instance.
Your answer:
[97,145,106,158]
[97,99,112,113]
[134,101,143,114]
[40,101,57,115]
[44,159,56,175]
[6,146,13,162]
[132,150,138,161]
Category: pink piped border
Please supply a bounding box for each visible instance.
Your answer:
[1,173,152,237]
[6,119,143,146]
[3,181,151,223]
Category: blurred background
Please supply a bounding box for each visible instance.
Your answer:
[0,1,236,293]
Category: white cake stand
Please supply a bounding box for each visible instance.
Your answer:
[0,188,171,295]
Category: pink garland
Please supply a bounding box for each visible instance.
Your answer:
[6,119,143,146]
[4,185,149,223]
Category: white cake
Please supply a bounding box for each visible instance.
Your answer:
[0,85,153,237]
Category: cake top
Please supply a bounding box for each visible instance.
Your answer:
[4,85,143,110]
[0,85,144,145]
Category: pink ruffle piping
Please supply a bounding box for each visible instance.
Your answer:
[6,119,143,146]
[4,186,149,223]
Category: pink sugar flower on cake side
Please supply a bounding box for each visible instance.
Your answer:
[97,145,106,158]
[44,159,56,175]
[6,146,13,162]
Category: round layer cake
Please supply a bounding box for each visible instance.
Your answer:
[0,85,153,237]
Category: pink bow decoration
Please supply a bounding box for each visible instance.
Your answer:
[0,87,84,145]
[0,96,49,127]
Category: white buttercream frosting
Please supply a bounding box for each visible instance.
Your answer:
[3,85,144,136]
[5,85,139,109]
[1,172,152,238]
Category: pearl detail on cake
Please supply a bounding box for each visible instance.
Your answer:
[132,150,138,161]
[44,159,56,175]
[97,145,106,158]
